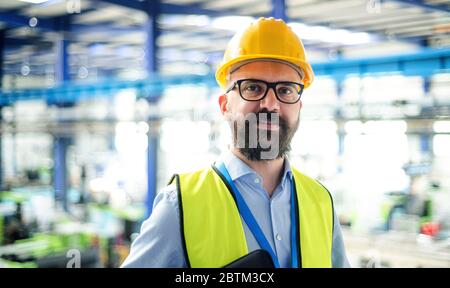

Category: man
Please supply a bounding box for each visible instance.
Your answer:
[122,17,349,268]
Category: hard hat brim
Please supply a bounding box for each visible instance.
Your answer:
[215,54,314,90]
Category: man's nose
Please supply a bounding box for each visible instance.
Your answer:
[259,87,280,112]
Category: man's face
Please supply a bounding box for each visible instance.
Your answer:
[219,61,303,160]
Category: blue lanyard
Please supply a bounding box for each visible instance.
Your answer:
[215,162,299,268]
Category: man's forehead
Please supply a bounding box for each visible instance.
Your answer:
[229,60,303,82]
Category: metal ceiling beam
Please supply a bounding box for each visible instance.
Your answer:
[0,11,55,30]
[2,0,221,31]
[390,0,450,14]
[161,3,222,16]
[2,47,449,105]
[313,47,450,79]
[94,0,146,11]
[288,15,426,46]
[71,23,144,35]
[0,10,104,32]
[3,37,53,48]
[96,0,223,16]
[0,4,151,41]
[352,16,450,33]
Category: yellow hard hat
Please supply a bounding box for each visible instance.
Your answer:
[215,17,314,89]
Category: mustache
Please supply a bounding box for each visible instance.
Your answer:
[250,109,288,128]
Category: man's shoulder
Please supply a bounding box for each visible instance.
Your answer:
[161,182,177,194]
[155,183,179,207]
[176,166,214,176]
[290,166,334,199]
[290,166,319,184]
[162,165,214,197]
[169,166,216,184]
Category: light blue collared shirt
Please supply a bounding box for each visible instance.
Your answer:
[121,149,350,268]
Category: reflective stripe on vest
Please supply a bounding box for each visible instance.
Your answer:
[171,165,333,268]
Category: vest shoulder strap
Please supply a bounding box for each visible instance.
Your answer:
[291,167,334,267]
[172,167,248,268]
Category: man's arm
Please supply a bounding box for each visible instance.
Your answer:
[332,210,351,268]
[120,184,187,268]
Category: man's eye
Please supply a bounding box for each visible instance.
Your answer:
[278,87,294,95]
[245,84,262,92]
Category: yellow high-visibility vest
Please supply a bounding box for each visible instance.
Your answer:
[170,165,333,268]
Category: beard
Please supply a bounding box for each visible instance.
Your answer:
[228,108,299,161]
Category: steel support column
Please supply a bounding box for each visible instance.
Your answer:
[54,136,70,211]
[0,30,5,189]
[272,0,287,21]
[336,82,345,157]
[144,0,161,218]
[53,17,72,211]
[420,77,432,157]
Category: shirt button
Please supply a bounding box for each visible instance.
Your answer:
[276,234,282,241]
[254,178,260,184]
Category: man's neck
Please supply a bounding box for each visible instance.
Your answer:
[230,148,285,197]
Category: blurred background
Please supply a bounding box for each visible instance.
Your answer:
[0,0,449,268]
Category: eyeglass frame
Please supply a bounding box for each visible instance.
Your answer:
[225,78,305,104]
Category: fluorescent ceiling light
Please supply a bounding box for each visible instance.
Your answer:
[19,0,50,4]
[434,121,450,133]
[184,15,210,27]
[212,16,255,32]
[289,22,372,46]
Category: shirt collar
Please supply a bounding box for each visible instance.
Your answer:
[218,148,293,183]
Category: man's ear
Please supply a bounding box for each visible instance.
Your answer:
[218,94,229,115]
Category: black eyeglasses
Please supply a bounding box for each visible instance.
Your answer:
[226,79,304,104]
